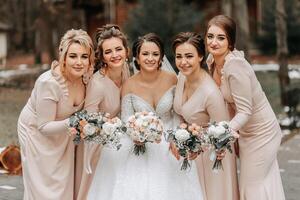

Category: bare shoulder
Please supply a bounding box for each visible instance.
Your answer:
[121,74,138,97]
[161,70,177,85]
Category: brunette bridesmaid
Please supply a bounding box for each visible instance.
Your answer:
[205,15,285,200]
[172,32,239,200]
[75,24,130,199]
[17,29,94,200]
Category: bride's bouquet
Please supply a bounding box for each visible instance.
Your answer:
[68,110,126,150]
[125,111,163,155]
[167,123,207,170]
[204,121,238,171]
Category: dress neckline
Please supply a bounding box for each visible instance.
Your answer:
[50,61,85,108]
[179,74,207,107]
[124,86,175,112]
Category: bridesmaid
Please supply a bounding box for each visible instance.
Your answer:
[17,29,94,200]
[205,15,285,200]
[172,32,239,200]
[75,24,130,199]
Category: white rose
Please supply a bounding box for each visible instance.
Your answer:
[213,125,226,137]
[102,122,117,135]
[148,112,155,116]
[135,118,144,127]
[83,124,97,136]
[207,126,217,137]
[175,129,190,142]
[114,118,122,127]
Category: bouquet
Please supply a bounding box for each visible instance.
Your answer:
[167,123,207,170]
[68,110,126,150]
[204,121,238,171]
[126,111,163,155]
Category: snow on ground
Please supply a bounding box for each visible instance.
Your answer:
[0,64,49,79]
[252,64,300,79]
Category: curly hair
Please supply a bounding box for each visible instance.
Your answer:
[94,24,129,72]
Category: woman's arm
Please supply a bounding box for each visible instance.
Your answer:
[225,59,253,131]
[36,80,69,135]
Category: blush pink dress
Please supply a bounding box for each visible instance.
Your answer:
[17,62,83,200]
[173,73,239,200]
[75,70,128,200]
[207,50,285,200]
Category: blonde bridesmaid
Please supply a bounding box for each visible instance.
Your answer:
[75,24,130,200]
[17,29,94,200]
[172,32,239,200]
[205,15,285,200]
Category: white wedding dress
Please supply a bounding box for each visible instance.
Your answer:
[87,86,203,200]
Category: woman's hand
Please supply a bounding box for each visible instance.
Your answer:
[188,151,199,160]
[216,149,226,160]
[169,142,180,160]
[133,141,144,146]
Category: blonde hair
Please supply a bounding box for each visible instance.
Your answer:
[58,29,95,76]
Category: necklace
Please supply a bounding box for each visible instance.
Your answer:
[215,68,222,76]
[214,62,223,77]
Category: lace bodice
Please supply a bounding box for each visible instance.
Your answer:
[121,86,177,128]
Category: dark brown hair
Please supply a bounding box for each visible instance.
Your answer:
[132,33,164,70]
[94,24,128,71]
[172,32,207,70]
[206,15,236,51]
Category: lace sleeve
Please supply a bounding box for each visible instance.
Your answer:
[121,95,135,122]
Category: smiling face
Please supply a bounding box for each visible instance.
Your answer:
[64,43,90,79]
[102,37,127,69]
[136,41,161,72]
[206,25,230,57]
[175,42,202,76]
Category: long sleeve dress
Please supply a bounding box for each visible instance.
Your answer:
[207,50,285,200]
[75,71,127,199]
[173,73,239,200]
[17,62,83,200]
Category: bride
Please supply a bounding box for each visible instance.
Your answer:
[87,33,203,200]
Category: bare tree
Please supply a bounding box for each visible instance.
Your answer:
[275,0,290,106]
[34,0,58,63]
[221,0,250,58]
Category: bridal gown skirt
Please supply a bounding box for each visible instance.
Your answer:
[87,136,203,200]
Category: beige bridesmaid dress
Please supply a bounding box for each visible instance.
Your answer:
[75,71,127,199]
[173,73,239,200]
[207,50,285,200]
[17,63,83,200]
